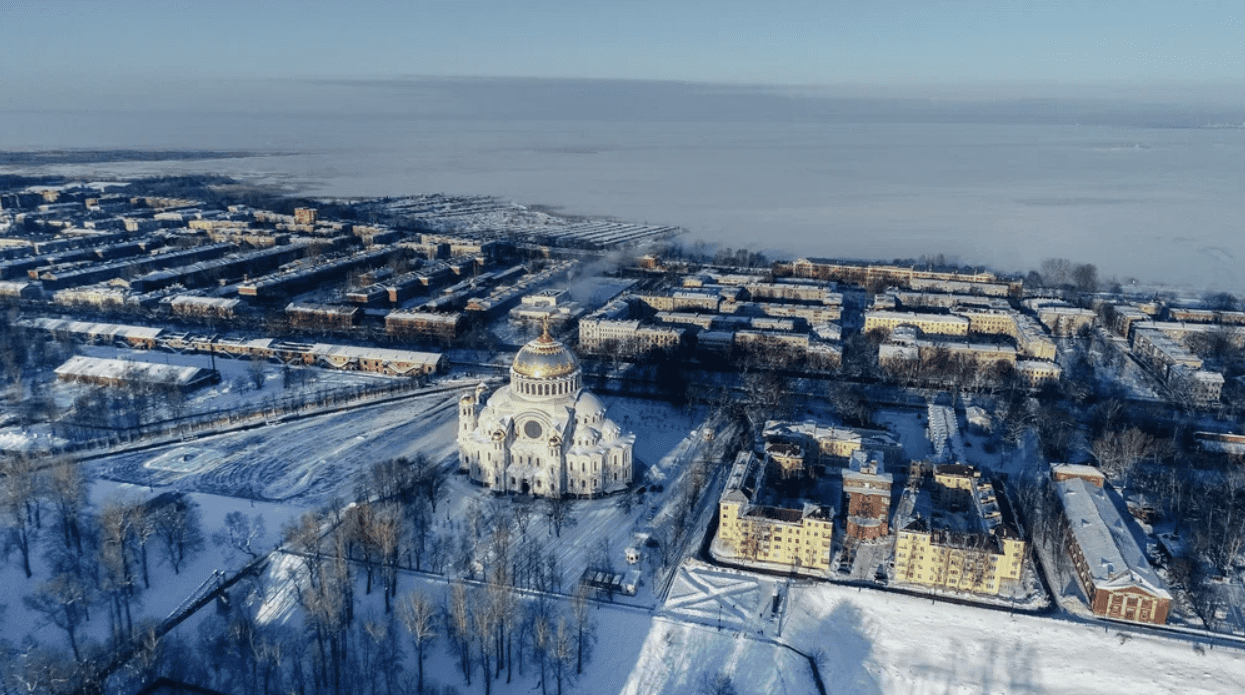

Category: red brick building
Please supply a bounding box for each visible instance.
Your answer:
[842,450,893,541]
[1054,471,1171,624]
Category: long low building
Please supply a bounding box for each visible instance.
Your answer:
[17,317,164,348]
[55,355,219,391]
[385,310,465,341]
[577,317,686,354]
[1052,465,1171,624]
[781,258,1019,297]
[19,317,444,377]
[306,344,444,376]
[865,310,970,337]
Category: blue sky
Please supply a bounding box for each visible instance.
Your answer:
[2,0,1242,87]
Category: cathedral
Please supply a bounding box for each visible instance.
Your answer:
[458,327,635,498]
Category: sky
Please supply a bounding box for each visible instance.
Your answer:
[2,1,1242,90]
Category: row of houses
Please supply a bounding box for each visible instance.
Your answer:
[878,327,1062,388]
[865,304,1057,361]
[777,258,1021,297]
[16,317,445,376]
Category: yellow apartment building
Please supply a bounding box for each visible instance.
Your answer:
[864,310,970,337]
[893,519,1025,594]
[714,452,835,573]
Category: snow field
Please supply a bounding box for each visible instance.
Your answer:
[785,579,1245,695]
[89,385,465,501]
[630,561,1245,695]
[3,478,302,657]
[620,617,819,695]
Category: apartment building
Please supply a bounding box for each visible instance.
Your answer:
[864,310,970,337]
[715,452,836,573]
[1053,468,1172,624]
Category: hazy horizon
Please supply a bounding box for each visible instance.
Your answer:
[3,77,1243,294]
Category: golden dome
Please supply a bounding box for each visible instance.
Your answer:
[511,331,580,379]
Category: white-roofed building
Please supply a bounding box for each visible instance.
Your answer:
[458,327,633,498]
[55,355,219,391]
[307,344,444,376]
[1054,473,1172,624]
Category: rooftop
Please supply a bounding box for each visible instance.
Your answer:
[1055,477,1170,598]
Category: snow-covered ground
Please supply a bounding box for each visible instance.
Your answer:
[624,561,1245,695]
[2,478,300,658]
[87,380,470,502]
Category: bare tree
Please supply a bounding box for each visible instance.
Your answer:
[544,496,577,539]
[550,614,575,695]
[45,456,88,555]
[1040,258,1072,288]
[367,456,416,503]
[448,579,474,687]
[97,499,142,643]
[151,495,206,575]
[699,671,739,695]
[1091,428,1157,484]
[825,381,874,427]
[8,644,90,695]
[284,509,327,588]
[24,573,90,661]
[415,455,448,514]
[1188,468,1245,575]
[533,611,552,695]
[571,586,596,675]
[476,586,500,695]
[398,590,438,695]
[1033,400,1079,461]
[248,354,267,390]
[1205,291,1240,311]
[213,511,267,562]
[129,502,158,590]
[0,455,40,578]
[406,494,433,572]
[344,503,380,595]
[1072,263,1099,293]
[372,504,403,611]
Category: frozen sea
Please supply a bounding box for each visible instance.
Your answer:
[3,78,1242,292]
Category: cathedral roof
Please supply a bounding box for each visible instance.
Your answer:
[511,328,580,379]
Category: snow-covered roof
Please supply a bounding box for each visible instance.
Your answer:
[170,295,242,309]
[1056,477,1170,598]
[841,468,893,492]
[308,343,443,367]
[19,317,164,341]
[55,355,215,387]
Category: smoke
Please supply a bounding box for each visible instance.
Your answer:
[564,248,638,306]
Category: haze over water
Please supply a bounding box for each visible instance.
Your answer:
[3,78,1243,293]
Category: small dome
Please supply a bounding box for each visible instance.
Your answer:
[512,331,579,379]
[576,391,605,418]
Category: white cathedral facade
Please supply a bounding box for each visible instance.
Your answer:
[458,328,635,498]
